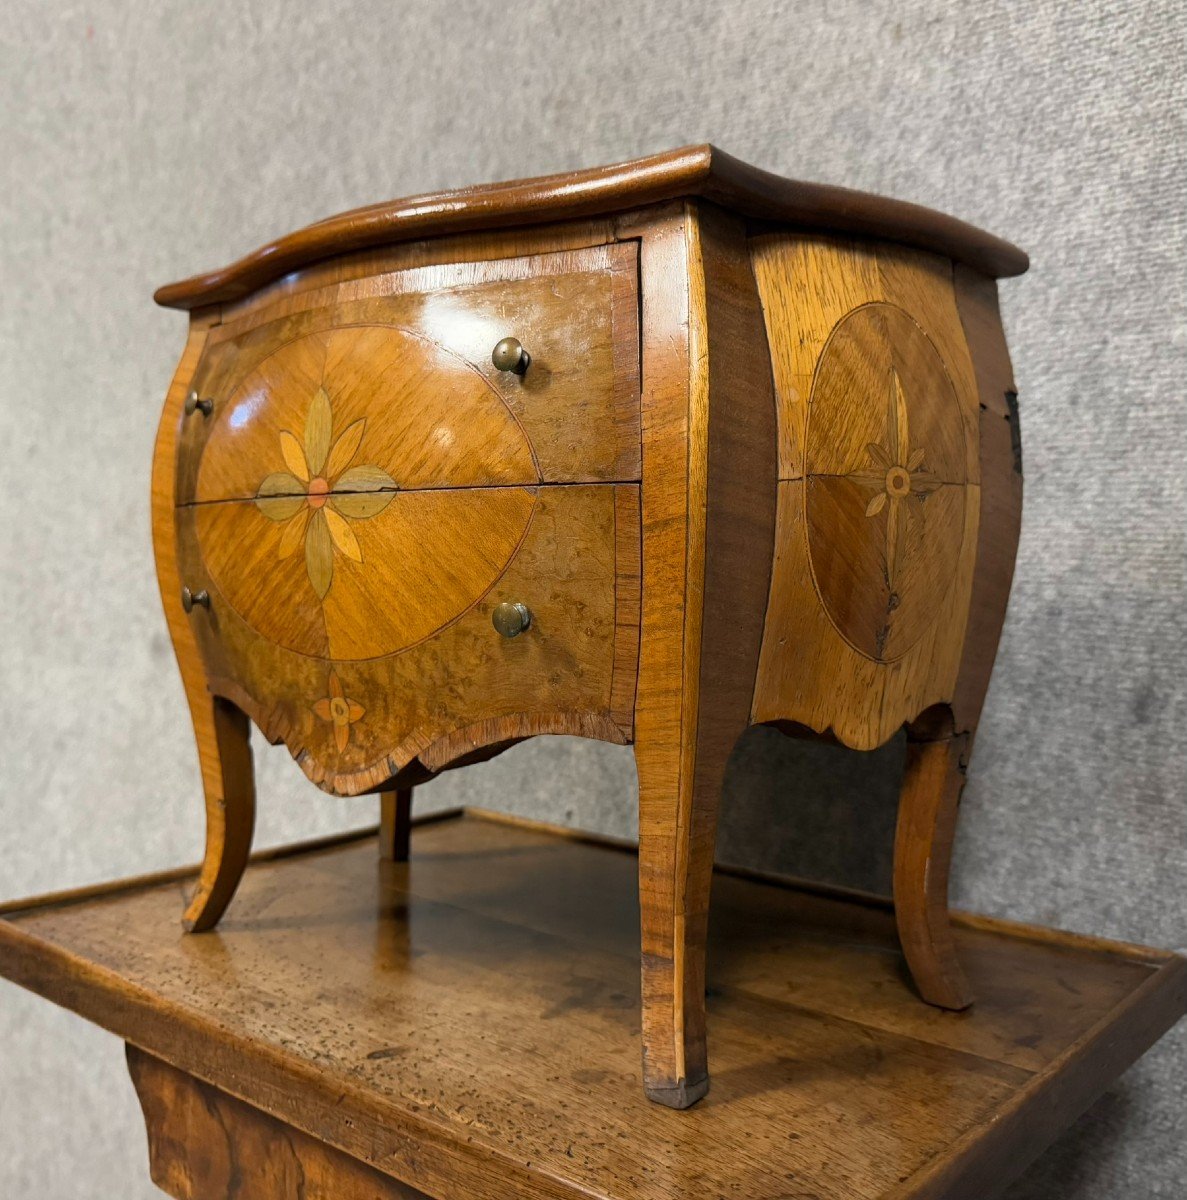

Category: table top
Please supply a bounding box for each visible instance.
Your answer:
[1,809,1182,1200]
[154,144,1028,310]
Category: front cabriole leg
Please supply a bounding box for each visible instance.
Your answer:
[183,697,256,931]
[632,201,777,1106]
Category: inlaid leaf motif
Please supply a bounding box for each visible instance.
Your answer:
[255,472,305,521]
[331,465,397,519]
[889,371,909,463]
[305,510,334,599]
[304,387,333,476]
[278,508,309,558]
[324,509,363,562]
[336,464,395,491]
[279,432,309,483]
[324,419,366,480]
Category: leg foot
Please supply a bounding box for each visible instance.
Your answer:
[183,698,256,932]
[893,733,973,1010]
[379,787,413,862]
[644,1075,711,1110]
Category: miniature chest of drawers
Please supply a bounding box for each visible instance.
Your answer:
[152,145,1026,1108]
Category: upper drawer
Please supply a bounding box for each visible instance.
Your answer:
[176,242,640,504]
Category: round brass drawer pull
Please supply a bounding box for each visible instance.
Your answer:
[181,586,211,614]
[184,390,214,417]
[491,337,531,376]
[492,601,531,639]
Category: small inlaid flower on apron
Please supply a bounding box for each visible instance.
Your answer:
[254,387,396,599]
[312,671,365,751]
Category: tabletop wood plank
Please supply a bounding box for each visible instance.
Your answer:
[0,810,1182,1200]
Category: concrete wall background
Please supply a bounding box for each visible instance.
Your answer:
[1,2,1184,1195]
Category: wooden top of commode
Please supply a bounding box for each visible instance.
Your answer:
[155,144,1028,310]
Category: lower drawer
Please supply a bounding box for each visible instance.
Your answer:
[175,484,640,794]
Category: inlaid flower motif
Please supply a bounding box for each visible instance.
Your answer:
[850,369,942,590]
[312,671,365,751]
[254,388,396,599]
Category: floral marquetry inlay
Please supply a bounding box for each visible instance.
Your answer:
[852,368,944,595]
[254,387,396,600]
[804,303,971,664]
[312,671,365,751]
[191,324,539,663]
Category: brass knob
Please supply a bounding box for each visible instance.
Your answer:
[492,601,531,639]
[184,390,214,417]
[491,337,531,376]
[181,586,210,613]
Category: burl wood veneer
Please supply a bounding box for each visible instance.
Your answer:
[152,145,1028,1107]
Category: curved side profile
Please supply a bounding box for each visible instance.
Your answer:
[887,262,1022,1007]
[152,314,259,932]
[887,263,1023,1011]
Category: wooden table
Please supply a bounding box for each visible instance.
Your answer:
[1,809,1183,1199]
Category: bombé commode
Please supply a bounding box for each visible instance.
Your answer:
[151,146,1026,1108]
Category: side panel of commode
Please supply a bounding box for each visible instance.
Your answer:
[746,232,1023,1013]
[749,233,993,750]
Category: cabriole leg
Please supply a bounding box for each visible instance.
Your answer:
[893,732,973,1010]
[183,697,256,933]
[631,202,777,1106]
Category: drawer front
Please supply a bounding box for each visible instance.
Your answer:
[176,242,639,505]
[175,483,640,795]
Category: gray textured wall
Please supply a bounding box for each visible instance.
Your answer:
[1,2,1184,1196]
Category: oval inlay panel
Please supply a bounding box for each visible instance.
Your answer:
[804,303,968,662]
[194,325,540,660]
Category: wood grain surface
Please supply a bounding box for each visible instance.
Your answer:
[0,812,1182,1200]
[178,242,641,502]
[154,144,1027,309]
[161,235,645,802]
[129,1047,431,1200]
[747,233,1025,1030]
[178,482,639,796]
